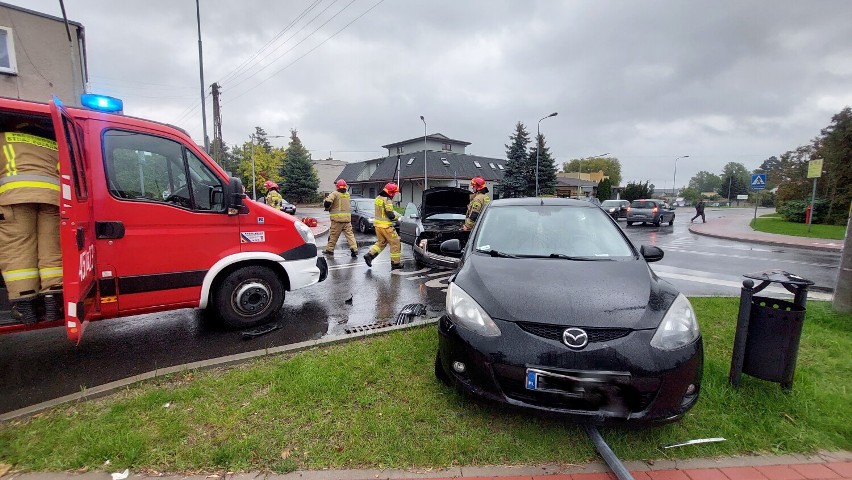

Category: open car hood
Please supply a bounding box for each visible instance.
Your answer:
[421,187,470,219]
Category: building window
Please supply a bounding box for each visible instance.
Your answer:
[396,146,404,154]
[441,158,450,166]
[497,164,504,170]
[406,158,415,165]
[369,187,376,198]
[474,161,482,168]
[489,163,496,169]
[442,143,452,151]
[0,27,18,75]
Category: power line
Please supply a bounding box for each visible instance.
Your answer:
[225,0,384,105]
[224,0,348,93]
[217,0,325,85]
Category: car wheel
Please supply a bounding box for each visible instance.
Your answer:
[668,215,674,226]
[212,265,284,329]
[434,352,451,386]
[653,218,661,227]
[359,218,368,234]
[413,248,425,267]
[626,221,633,226]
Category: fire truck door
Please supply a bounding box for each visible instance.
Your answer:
[50,98,97,344]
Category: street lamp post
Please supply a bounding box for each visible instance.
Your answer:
[672,155,689,202]
[420,116,427,190]
[536,112,558,196]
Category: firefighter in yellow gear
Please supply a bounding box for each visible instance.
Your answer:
[0,128,63,324]
[463,176,490,231]
[323,179,358,258]
[363,182,402,270]
[263,180,283,210]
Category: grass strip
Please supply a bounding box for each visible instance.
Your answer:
[751,216,846,240]
[1,299,850,473]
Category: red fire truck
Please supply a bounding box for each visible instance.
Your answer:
[0,95,327,343]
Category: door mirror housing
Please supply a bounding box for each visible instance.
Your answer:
[226,177,249,215]
[440,238,462,255]
[640,245,664,263]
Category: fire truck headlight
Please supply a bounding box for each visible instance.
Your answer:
[295,221,316,245]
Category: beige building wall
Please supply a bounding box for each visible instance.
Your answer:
[559,170,608,182]
[0,3,87,106]
[312,159,347,194]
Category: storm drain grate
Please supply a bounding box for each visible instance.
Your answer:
[344,321,393,334]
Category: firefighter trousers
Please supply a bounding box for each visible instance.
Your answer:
[369,225,401,265]
[325,220,357,252]
[0,203,62,300]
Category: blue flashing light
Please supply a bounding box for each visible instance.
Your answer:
[80,94,124,113]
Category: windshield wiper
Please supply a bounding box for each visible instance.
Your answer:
[547,253,614,261]
[475,248,518,258]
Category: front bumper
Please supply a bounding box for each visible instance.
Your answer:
[436,315,703,424]
[281,255,324,290]
[413,242,459,269]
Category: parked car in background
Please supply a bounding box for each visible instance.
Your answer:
[627,199,675,226]
[601,199,630,219]
[282,199,297,215]
[434,198,702,424]
[350,196,399,233]
[398,187,471,269]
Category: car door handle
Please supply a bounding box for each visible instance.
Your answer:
[96,221,125,239]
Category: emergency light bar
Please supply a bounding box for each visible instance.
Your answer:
[80,94,124,113]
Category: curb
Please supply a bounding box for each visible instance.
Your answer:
[2,451,850,479]
[688,225,843,252]
[0,319,438,422]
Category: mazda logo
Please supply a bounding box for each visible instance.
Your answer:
[563,327,589,349]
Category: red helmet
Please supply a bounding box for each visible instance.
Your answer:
[263,180,279,191]
[336,179,347,189]
[383,182,399,195]
[470,176,486,191]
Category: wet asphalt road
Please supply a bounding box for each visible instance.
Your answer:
[0,207,841,414]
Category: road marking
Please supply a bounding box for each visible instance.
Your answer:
[662,247,838,268]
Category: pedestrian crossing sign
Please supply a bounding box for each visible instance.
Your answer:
[751,174,766,190]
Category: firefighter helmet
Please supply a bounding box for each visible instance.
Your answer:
[383,182,399,196]
[336,179,347,189]
[470,176,486,191]
[263,180,279,191]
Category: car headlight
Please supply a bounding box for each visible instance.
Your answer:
[368,218,374,223]
[294,221,316,245]
[445,282,501,337]
[650,294,699,350]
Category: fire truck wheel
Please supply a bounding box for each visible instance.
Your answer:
[214,266,284,328]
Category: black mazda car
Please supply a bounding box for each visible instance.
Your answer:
[435,198,703,425]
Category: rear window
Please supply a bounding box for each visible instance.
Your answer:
[631,200,656,209]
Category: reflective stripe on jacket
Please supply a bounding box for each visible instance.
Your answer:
[326,190,352,222]
[374,195,395,228]
[266,190,283,209]
[0,132,60,206]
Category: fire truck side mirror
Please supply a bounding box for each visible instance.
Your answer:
[226,177,249,216]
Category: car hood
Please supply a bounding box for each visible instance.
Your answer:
[421,187,470,218]
[454,254,678,330]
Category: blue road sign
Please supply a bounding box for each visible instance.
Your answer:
[751,174,766,190]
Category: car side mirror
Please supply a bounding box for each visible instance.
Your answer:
[440,238,462,254]
[225,177,249,215]
[640,245,664,262]
[410,213,419,219]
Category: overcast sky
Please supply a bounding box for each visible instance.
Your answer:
[13,0,852,188]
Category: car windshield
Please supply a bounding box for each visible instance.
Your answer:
[601,200,623,207]
[473,204,635,258]
[631,200,656,209]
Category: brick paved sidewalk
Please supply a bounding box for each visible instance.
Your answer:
[688,209,843,252]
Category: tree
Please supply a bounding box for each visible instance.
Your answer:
[596,177,613,201]
[527,133,557,196]
[502,122,531,198]
[717,162,751,205]
[756,155,782,189]
[253,126,272,152]
[562,157,622,185]
[622,181,653,202]
[280,129,319,203]
[688,171,723,193]
[814,107,852,224]
[678,187,701,205]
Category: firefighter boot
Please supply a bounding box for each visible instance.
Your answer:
[43,292,64,321]
[363,252,375,267]
[350,249,358,258]
[10,298,39,325]
[390,263,403,271]
[322,250,334,256]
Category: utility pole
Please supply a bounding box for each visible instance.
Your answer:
[833,201,852,313]
[210,82,223,169]
[195,0,210,153]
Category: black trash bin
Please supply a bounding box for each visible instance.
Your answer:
[729,270,814,391]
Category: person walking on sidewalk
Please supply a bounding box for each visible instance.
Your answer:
[363,182,402,270]
[322,179,358,258]
[691,199,706,223]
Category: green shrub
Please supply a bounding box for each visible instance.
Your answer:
[777,198,830,223]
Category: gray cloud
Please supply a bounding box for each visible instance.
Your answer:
[14,0,852,187]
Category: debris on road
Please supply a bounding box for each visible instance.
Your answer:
[394,303,427,325]
[111,469,130,480]
[663,437,726,449]
[241,323,281,339]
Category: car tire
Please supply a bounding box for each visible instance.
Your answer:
[413,248,425,267]
[212,265,284,329]
[653,218,661,227]
[359,218,368,234]
[626,221,633,226]
[434,352,451,386]
[668,215,674,226]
